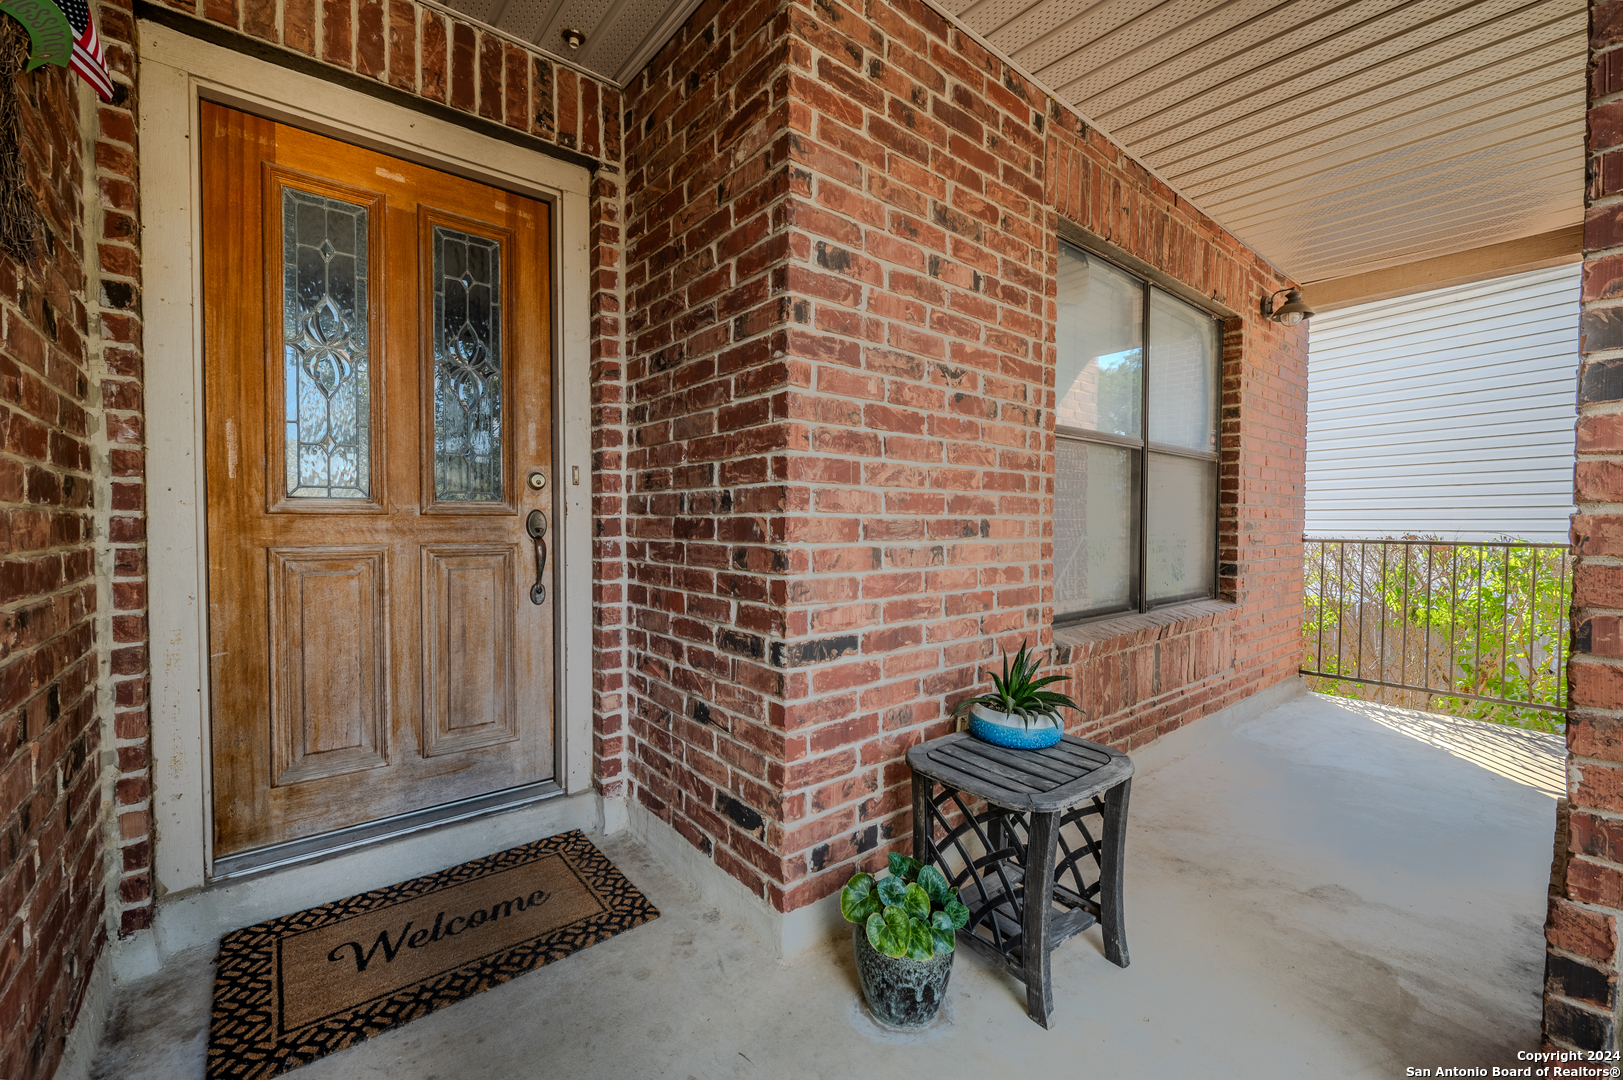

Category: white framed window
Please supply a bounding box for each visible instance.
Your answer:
[1054,239,1222,623]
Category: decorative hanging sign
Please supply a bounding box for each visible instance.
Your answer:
[0,0,70,71]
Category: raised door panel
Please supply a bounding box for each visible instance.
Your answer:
[268,548,389,785]
[421,545,518,755]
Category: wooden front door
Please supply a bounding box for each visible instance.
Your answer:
[202,103,556,859]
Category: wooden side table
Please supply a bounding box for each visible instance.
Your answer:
[906,731,1134,1028]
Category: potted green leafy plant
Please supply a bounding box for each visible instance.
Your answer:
[950,640,1083,749]
[840,853,970,1028]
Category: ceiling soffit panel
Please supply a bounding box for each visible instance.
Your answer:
[948,0,1585,283]
[431,0,1584,284]
[1115,2,1572,157]
[1170,45,1580,189]
[437,0,704,85]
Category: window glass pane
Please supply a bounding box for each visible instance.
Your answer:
[1056,244,1141,439]
[283,188,370,499]
[432,226,504,502]
[1146,453,1216,605]
[1147,288,1219,453]
[1055,438,1139,618]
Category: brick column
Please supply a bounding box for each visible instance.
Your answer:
[94,0,154,939]
[592,162,631,798]
[1544,0,1623,1051]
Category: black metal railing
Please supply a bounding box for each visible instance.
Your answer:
[1301,538,1571,730]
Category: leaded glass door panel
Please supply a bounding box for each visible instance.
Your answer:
[202,103,555,860]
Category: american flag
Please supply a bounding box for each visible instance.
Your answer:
[52,0,113,101]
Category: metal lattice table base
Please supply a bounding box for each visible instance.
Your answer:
[907,733,1133,1027]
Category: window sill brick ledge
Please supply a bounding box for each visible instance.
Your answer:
[1053,599,1238,660]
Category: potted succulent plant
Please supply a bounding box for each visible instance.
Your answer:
[840,853,970,1028]
[950,640,1083,749]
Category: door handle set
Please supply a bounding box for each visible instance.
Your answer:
[526,510,548,605]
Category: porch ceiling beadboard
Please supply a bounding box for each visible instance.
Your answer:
[937,0,1587,283]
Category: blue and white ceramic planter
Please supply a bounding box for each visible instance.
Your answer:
[966,703,1064,749]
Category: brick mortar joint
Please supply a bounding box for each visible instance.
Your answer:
[1588,190,1623,214]
[1564,772,1623,800]
[1560,893,1623,923]
[1546,942,1620,971]
[1544,991,1613,1019]
[1581,296,1623,316]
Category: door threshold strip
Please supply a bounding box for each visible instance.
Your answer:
[209,780,565,883]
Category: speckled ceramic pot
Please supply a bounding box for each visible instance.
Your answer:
[853,925,953,1028]
[966,702,1064,749]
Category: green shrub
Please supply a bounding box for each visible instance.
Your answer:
[1302,540,1569,732]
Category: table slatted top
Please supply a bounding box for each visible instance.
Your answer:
[907,732,1133,812]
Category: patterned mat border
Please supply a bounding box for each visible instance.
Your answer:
[206,829,658,1080]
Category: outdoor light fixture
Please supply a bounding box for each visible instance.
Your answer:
[1262,288,1314,326]
[560,27,585,49]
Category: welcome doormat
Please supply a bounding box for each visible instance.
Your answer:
[205,830,658,1079]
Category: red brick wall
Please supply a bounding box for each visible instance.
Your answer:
[1545,0,1623,1051]
[620,0,1304,915]
[145,0,621,165]
[0,58,110,1080]
[1047,114,1309,749]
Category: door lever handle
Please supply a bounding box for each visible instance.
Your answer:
[526,510,548,605]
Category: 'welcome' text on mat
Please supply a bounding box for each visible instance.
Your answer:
[206,830,658,1079]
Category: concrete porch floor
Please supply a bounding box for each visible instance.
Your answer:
[87,691,1563,1079]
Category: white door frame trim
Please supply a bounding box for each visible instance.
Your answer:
[138,19,595,900]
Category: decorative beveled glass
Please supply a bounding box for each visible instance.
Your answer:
[282,188,371,499]
[432,226,504,503]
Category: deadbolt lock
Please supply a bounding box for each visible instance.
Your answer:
[528,471,547,490]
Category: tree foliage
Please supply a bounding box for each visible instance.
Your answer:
[1301,540,1570,733]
